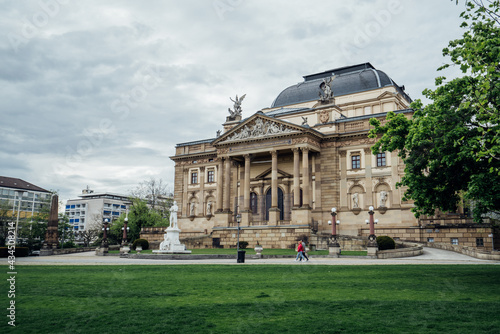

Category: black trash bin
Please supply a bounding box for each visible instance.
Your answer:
[237,250,246,263]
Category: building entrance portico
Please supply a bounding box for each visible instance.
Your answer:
[211,113,321,228]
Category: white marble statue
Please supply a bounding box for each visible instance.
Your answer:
[190,202,196,216]
[170,201,178,229]
[155,200,191,254]
[207,201,212,216]
[352,192,359,208]
[380,191,388,207]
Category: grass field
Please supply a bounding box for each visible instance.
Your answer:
[9,265,500,333]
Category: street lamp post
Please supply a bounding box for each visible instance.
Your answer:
[366,206,378,256]
[328,208,341,256]
[120,215,131,255]
[236,214,241,251]
[101,219,110,253]
[330,208,340,246]
[121,217,129,246]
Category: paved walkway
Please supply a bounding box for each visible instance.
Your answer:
[4,247,499,265]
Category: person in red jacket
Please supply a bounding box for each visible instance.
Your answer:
[295,241,306,262]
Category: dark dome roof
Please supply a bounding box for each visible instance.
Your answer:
[271,63,411,108]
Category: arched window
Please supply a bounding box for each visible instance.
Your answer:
[250,192,258,214]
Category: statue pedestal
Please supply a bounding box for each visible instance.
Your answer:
[367,246,378,257]
[153,227,191,254]
[120,245,130,255]
[329,246,341,258]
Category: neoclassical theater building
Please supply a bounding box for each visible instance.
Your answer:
[167,63,495,250]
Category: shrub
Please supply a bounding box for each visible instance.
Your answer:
[238,241,248,249]
[62,241,76,249]
[376,236,396,250]
[132,239,149,250]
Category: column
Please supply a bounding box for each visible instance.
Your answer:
[339,151,348,211]
[224,157,231,212]
[243,154,251,211]
[268,150,280,225]
[199,166,205,215]
[292,148,300,208]
[241,154,252,225]
[216,159,223,212]
[302,148,310,208]
[271,150,278,208]
[182,168,189,216]
[364,148,373,208]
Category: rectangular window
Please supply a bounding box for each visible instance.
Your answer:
[377,153,386,167]
[351,155,361,169]
[451,238,459,245]
[427,237,434,243]
[207,170,215,183]
[476,238,484,247]
[191,172,198,184]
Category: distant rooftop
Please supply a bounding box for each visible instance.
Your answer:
[77,192,132,200]
[0,176,50,193]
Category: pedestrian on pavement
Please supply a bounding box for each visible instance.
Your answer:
[295,241,305,262]
[302,241,309,261]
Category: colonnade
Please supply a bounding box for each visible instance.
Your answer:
[216,146,313,225]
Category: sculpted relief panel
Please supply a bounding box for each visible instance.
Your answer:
[224,118,299,142]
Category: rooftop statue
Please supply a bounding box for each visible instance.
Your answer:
[319,76,335,102]
[228,94,246,119]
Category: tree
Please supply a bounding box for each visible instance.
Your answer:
[130,178,173,220]
[110,198,169,243]
[58,214,74,247]
[78,213,102,247]
[18,191,53,251]
[369,0,500,221]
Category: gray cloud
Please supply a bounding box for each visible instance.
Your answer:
[0,0,466,202]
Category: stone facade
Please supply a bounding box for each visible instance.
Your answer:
[166,63,497,250]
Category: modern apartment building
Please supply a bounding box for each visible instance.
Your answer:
[0,176,52,219]
[65,187,131,231]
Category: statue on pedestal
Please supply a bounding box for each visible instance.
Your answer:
[170,201,178,229]
[228,94,246,119]
[154,200,191,254]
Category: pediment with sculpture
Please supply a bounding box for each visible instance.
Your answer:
[215,116,304,145]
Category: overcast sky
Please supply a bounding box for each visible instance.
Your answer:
[1,0,467,203]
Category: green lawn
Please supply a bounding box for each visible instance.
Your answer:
[9,265,500,333]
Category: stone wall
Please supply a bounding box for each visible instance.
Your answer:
[212,225,311,249]
[311,233,367,251]
[360,225,497,251]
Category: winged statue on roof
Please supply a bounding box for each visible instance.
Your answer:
[228,94,246,119]
[319,76,335,102]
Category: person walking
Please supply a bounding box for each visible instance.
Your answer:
[302,241,309,261]
[295,241,305,262]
